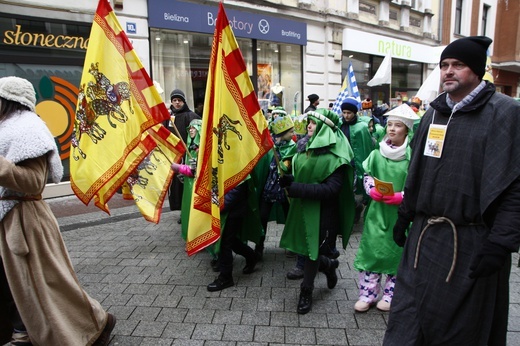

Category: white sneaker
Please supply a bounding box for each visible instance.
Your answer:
[376,299,391,312]
[354,300,373,312]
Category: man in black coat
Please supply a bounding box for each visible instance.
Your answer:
[384,36,520,346]
[165,89,201,212]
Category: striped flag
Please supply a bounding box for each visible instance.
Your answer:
[186,2,273,256]
[71,0,184,220]
[331,62,361,115]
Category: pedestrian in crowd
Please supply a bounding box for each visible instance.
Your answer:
[279,108,356,314]
[304,93,319,113]
[0,76,115,346]
[284,112,309,279]
[194,98,204,117]
[353,104,418,313]
[170,119,202,239]
[207,177,259,292]
[328,102,334,110]
[165,89,200,215]
[384,36,520,345]
[255,109,296,260]
[170,118,221,270]
[358,115,377,148]
[339,97,375,222]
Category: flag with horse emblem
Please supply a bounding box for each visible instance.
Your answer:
[71,0,183,218]
[122,124,185,223]
[186,2,273,256]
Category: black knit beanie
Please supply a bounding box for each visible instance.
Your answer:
[170,89,186,103]
[308,94,319,103]
[439,36,492,79]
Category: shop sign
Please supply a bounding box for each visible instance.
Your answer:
[148,0,307,45]
[2,24,88,50]
[342,28,442,64]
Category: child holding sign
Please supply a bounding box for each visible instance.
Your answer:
[353,104,419,312]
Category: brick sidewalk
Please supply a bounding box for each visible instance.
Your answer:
[51,207,520,346]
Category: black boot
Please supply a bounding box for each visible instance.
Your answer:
[243,253,258,274]
[255,236,265,261]
[207,274,234,292]
[297,286,313,314]
[325,259,339,289]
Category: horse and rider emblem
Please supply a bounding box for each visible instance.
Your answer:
[72,62,132,160]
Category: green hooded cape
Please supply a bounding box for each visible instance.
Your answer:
[280,109,356,260]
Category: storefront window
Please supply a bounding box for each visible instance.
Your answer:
[343,51,423,107]
[257,41,302,116]
[150,29,302,117]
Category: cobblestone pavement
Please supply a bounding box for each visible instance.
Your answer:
[15,196,520,345]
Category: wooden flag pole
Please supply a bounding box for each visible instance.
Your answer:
[170,121,193,160]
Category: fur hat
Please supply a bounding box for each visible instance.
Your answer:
[340,97,360,113]
[307,94,319,103]
[384,104,420,130]
[440,36,492,79]
[170,89,186,103]
[0,76,36,111]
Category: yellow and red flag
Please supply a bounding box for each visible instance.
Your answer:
[122,124,185,223]
[186,2,273,255]
[71,0,181,216]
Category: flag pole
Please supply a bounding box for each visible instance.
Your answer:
[389,54,392,103]
[170,122,193,160]
[271,147,291,203]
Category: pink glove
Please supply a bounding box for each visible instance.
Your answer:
[369,188,384,202]
[178,164,194,177]
[382,192,403,205]
[171,162,181,173]
[171,163,194,177]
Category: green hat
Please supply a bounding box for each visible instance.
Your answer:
[186,118,202,132]
[293,114,308,135]
[306,108,353,161]
[270,115,294,135]
[271,106,287,117]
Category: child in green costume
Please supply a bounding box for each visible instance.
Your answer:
[279,108,356,314]
[353,104,419,313]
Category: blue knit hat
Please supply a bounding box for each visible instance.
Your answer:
[340,97,360,113]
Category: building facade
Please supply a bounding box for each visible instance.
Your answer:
[2,0,517,198]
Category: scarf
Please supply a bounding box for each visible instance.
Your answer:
[379,135,409,161]
[0,110,63,220]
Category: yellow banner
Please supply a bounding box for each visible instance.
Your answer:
[186,2,273,255]
[124,124,185,223]
[70,0,172,213]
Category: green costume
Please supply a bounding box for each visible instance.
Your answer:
[180,120,202,240]
[358,115,377,148]
[373,123,386,148]
[353,138,411,275]
[280,109,355,261]
[339,116,374,195]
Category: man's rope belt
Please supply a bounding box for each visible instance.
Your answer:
[414,216,458,283]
